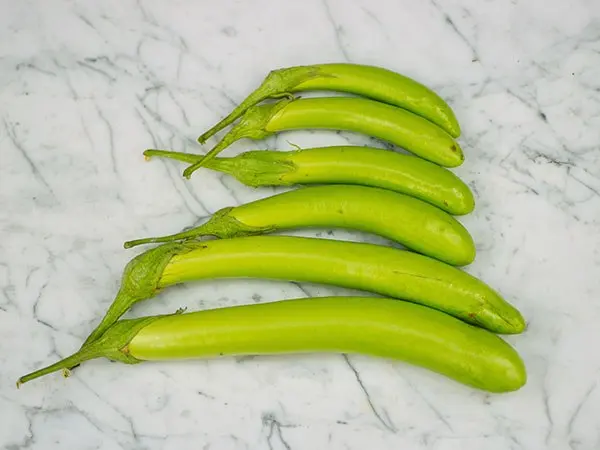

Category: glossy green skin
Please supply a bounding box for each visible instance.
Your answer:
[292,64,461,137]
[145,146,475,215]
[17,297,526,392]
[268,98,463,167]
[212,185,475,265]
[128,297,525,393]
[197,63,460,144]
[126,185,475,266]
[159,236,525,334]
[285,147,473,214]
[183,97,463,178]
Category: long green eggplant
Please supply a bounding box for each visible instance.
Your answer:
[198,63,461,142]
[82,236,525,347]
[145,146,475,215]
[124,185,475,266]
[184,97,463,178]
[18,297,525,393]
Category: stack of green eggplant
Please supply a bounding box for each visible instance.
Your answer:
[19,63,527,394]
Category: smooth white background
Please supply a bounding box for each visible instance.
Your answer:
[2,0,600,449]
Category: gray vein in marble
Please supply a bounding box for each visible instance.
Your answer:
[568,167,600,197]
[212,171,243,205]
[0,266,15,312]
[94,103,118,175]
[208,85,239,116]
[83,55,134,77]
[403,374,453,432]
[287,282,313,299]
[51,57,79,100]
[343,355,396,433]
[501,87,583,170]
[163,164,211,217]
[430,0,480,62]
[15,62,56,77]
[31,279,55,331]
[74,378,140,439]
[359,7,390,42]
[542,373,554,444]
[196,389,216,400]
[137,94,195,147]
[505,88,550,129]
[263,413,293,450]
[321,0,351,61]
[567,380,597,437]
[77,60,116,83]
[135,107,159,148]
[134,107,212,216]
[3,119,57,201]
[167,89,191,127]
[73,11,99,36]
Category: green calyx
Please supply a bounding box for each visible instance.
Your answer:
[209,150,297,187]
[184,98,293,179]
[144,149,297,187]
[81,242,188,346]
[197,65,322,144]
[124,206,277,248]
[17,315,162,386]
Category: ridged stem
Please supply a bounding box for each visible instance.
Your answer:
[183,98,293,179]
[197,66,319,143]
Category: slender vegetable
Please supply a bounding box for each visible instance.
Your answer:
[145,146,475,215]
[124,185,475,266]
[198,63,461,143]
[183,97,463,178]
[82,236,525,347]
[17,297,526,393]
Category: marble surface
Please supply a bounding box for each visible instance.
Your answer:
[2,0,600,448]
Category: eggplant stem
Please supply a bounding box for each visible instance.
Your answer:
[196,65,318,144]
[81,292,135,347]
[79,243,189,348]
[124,224,211,249]
[184,99,293,179]
[197,90,271,145]
[18,315,163,386]
[143,149,239,175]
[17,345,100,387]
[124,206,270,249]
[144,149,201,164]
[184,131,245,179]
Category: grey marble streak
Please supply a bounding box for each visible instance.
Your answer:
[1,0,600,449]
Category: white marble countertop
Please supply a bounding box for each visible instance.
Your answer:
[2,0,600,449]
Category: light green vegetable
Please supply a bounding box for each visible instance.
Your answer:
[17,297,526,393]
[198,63,461,143]
[146,146,475,215]
[124,185,475,266]
[81,236,525,347]
[184,97,463,178]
